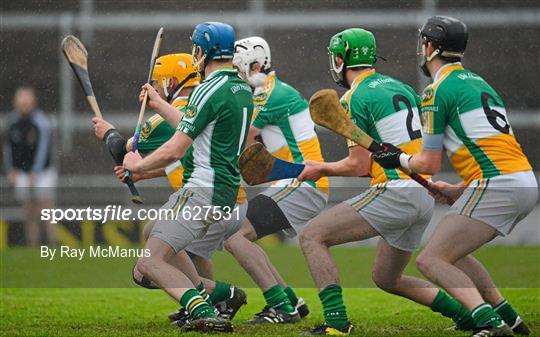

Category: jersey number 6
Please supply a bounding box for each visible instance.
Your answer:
[481,92,510,134]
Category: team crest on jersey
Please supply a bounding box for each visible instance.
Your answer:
[141,120,152,138]
[422,87,433,102]
[185,104,198,119]
[253,91,267,103]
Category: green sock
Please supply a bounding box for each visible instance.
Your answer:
[472,303,503,328]
[431,290,474,329]
[284,286,299,307]
[196,282,213,307]
[319,284,349,329]
[209,280,232,304]
[494,299,518,327]
[263,285,295,313]
[180,289,216,319]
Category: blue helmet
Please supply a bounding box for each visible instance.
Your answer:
[191,22,236,63]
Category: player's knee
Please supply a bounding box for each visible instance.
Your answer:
[415,253,435,277]
[299,226,322,250]
[132,265,143,283]
[135,256,157,278]
[131,265,156,289]
[224,235,240,254]
[371,269,398,293]
[238,222,257,242]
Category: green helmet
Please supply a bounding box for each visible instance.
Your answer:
[328,28,376,88]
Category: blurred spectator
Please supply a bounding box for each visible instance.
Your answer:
[3,87,56,246]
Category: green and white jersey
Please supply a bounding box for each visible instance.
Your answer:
[177,68,253,208]
[342,69,427,185]
[251,72,329,192]
[420,62,531,186]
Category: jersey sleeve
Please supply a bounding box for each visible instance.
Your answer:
[421,85,447,135]
[177,101,215,139]
[345,96,370,148]
[251,104,273,129]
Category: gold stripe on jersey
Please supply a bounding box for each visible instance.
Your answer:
[342,69,376,126]
[298,137,329,192]
[236,186,247,204]
[167,166,184,192]
[251,73,276,123]
[422,64,464,134]
[449,134,532,186]
[367,138,430,186]
[172,97,188,110]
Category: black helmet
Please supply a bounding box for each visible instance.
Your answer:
[418,16,468,76]
[421,16,468,58]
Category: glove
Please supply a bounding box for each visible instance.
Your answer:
[371,142,405,170]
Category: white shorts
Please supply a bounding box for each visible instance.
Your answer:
[185,202,248,259]
[261,179,328,237]
[150,188,231,253]
[344,179,434,251]
[448,171,538,236]
[14,169,57,202]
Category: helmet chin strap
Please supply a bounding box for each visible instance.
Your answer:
[425,45,441,62]
[166,72,198,103]
[420,44,441,77]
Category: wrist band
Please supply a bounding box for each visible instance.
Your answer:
[399,153,412,171]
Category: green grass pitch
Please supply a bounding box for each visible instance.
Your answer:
[1,246,539,336]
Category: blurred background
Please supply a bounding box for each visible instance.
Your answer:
[1,0,538,248]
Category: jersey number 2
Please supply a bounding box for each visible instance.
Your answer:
[393,94,421,140]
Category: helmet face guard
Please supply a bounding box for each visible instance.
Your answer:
[191,45,207,74]
[417,32,443,77]
[328,49,348,88]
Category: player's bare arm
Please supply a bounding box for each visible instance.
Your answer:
[123,131,192,173]
[140,83,184,127]
[429,180,466,204]
[406,149,442,175]
[113,165,165,183]
[246,126,261,147]
[92,117,115,141]
[298,146,370,182]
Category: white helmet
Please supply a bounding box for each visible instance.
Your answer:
[233,36,271,88]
